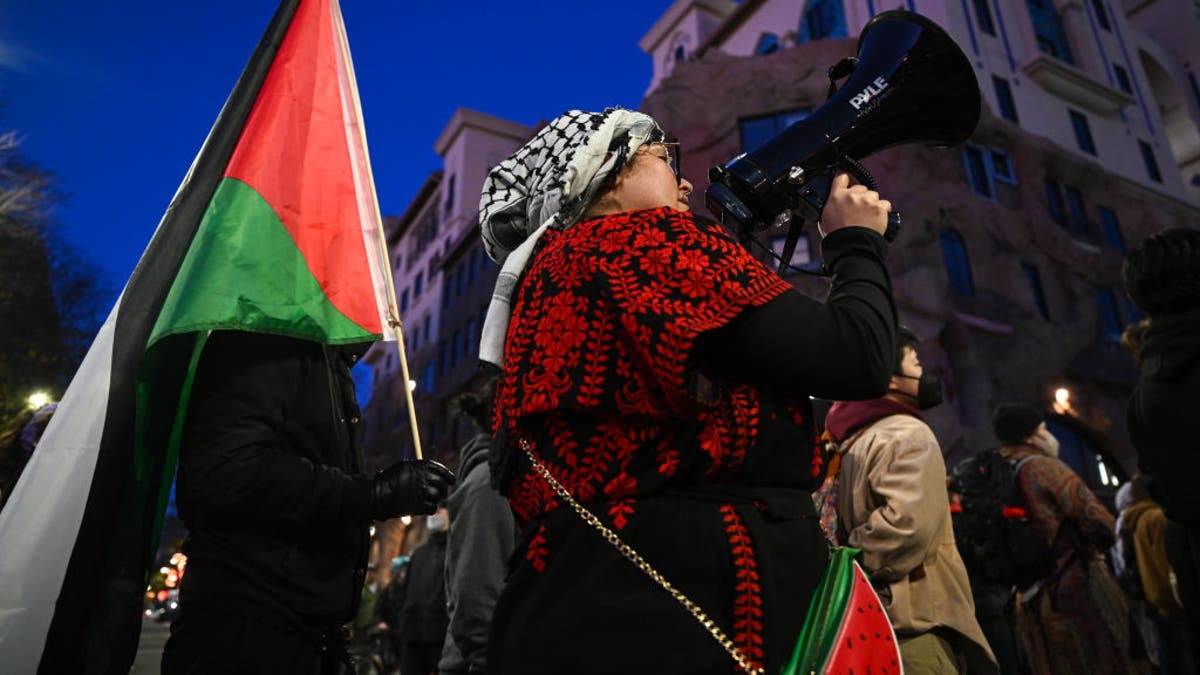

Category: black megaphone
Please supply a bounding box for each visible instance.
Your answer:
[706,10,981,254]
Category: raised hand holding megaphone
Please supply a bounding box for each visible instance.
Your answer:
[706,9,981,272]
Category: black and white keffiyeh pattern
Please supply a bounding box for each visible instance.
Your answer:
[478,108,664,367]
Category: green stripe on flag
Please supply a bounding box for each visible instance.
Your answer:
[150,177,377,349]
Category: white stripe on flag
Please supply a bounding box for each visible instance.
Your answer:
[0,303,118,671]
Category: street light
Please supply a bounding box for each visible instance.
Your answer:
[407,379,417,392]
[1052,387,1073,415]
[27,392,50,409]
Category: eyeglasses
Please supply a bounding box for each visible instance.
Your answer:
[647,141,681,177]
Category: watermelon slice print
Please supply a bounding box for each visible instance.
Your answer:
[782,547,903,675]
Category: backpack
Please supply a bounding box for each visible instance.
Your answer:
[949,450,1054,588]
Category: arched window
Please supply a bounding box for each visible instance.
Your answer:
[755,33,780,55]
[674,45,686,61]
[939,228,975,296]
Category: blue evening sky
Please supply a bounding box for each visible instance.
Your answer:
[0,0,671,298]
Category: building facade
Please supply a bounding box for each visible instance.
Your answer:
[364,0,1200,511]
[639,0,1200,503]
[361,109,534,472]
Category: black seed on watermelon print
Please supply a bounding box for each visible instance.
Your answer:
[857,606,864,613]
[860,633,867,641]
[846,638,854,650]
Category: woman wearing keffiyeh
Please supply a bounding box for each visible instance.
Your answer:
[479,108,899,674]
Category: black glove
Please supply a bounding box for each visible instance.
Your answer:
[368,459,455,520]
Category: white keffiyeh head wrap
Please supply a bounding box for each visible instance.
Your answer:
[477,108,665,367]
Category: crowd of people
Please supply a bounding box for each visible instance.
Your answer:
[124,104,1196,674]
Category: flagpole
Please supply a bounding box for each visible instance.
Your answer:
[331,0,425,461]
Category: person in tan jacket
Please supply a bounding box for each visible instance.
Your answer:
[826,328,997,674]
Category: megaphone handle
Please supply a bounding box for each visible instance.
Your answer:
[840,156,901,243]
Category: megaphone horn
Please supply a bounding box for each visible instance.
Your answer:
[706,10,981,245]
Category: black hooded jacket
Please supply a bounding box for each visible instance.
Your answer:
[1128,311,1200,529]
[176,330,374,636]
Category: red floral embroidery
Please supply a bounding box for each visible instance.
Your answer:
[607,499,635,530]
[721,505,765,669]
[493,208,795,524]
[657,449,681,476]
[527,524,549,573]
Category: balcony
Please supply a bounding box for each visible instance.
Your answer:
[1023,55,1136,117]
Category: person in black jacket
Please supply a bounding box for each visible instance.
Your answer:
[1124,228,1200,645]
[161,331,454,675]
[400,508,450,675]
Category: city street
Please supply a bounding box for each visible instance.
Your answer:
[131,619,169,675]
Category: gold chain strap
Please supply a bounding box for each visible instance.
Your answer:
[520,439,765,675]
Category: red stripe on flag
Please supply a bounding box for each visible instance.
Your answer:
[225,0,381,334]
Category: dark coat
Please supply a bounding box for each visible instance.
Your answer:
[1128,310,1200,641]
[1128,311,1200,529]
[176,330,372,636]
[401,530,449,644]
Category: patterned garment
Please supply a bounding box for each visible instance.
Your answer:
[488,206,830,674]
[1006,448,1145,675]
[477,108,664,367]
[494,207,816,524]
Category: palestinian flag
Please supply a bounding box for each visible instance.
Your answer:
[0,1,397,671]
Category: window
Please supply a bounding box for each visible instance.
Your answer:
[738,108,811,152]
[1069,110,1096,155]
[973,0,996,35]
[455,264,466,297]
[674,45,686,61]
[963,145,1016,198]
[755,33,780,55]
[768,234,812,272]
[465,318,477,353]
[410,329,420,353]
[444,174,456,215]
[993,77,1019,123]
[1090,0,1111,31]
[437,340,450,376]
[939,228,975,296]
[802,0,847,41]
[1022,263,1051,319]
[468,249,479,283]
[422,361,436,393]
[1097,206,1125,252]
[399,288,409,314]
[990,150,1016,184]
[423,315,432,342]
[963,146,994,198]
[1096,287,1123,342]
[1045,178,1068,227]
[1027,0,1074,64]
[442,279,452,309]
[450,330,462,367]
[1112,64,1132,94]
[1139,141,1163,183]
[1064,186,1091,236]
[413,271,424,297]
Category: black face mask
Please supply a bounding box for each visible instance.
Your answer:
[891,371,943,409]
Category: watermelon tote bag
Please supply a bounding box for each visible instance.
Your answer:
[783,547,903,675]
